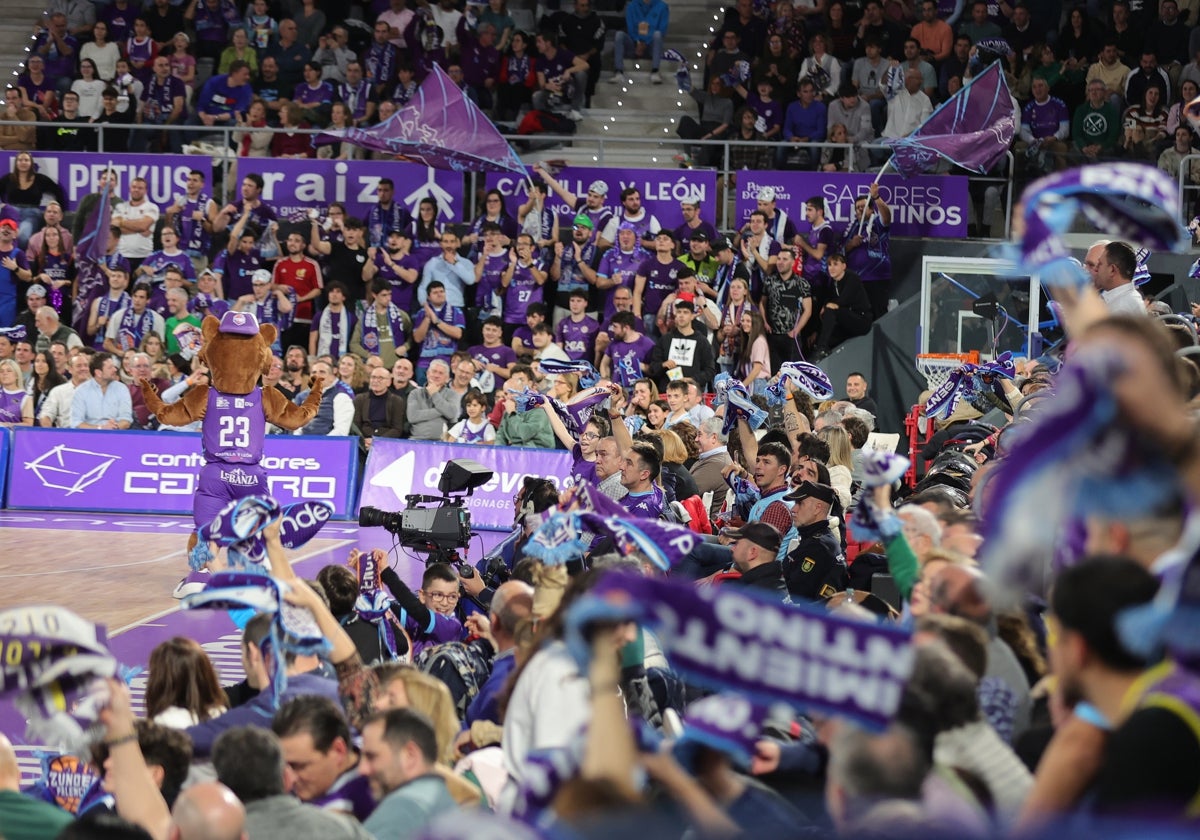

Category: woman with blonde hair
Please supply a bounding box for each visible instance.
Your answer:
[145,637,227,728]
[337,353,368,393]
[817,423,854,509]
[645,427,700,501]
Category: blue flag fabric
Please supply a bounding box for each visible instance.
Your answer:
[314,64,525,174]
[884,61,1015,178]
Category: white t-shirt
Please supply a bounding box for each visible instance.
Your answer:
[447,417,497,444]
[113,199,161,259]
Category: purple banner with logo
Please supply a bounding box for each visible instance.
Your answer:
[238,158,464,222]
[0,151,197,211]
[486,167,717,231]
[6,428,359,517]
[358,438,573,531]
[735,171,968,238]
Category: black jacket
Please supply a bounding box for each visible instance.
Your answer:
[782,521,847,602]
[734,560,789,601]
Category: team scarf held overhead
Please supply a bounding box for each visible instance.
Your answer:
[535,358,601,388]
[662,48,692,92]
[765,361,834,406]
[195,496,334,571]
[526,508,699,572]
[512,385,614,435]
[713,373,768,436]
[182,572,330,707]
[1009,164,1189,287]
[979,345,1181,596]
[0,606,120,751]
[351,549,402,661]
[564,574,915,731]
[925,351,1016,420]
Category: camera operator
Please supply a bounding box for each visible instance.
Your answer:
[378,559,468,657]
[475,476,562,593]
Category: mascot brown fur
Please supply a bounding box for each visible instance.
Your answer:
[139,313,325,558]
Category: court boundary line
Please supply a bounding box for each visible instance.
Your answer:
[110,538,357,636]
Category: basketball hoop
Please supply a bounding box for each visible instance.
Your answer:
[916,351,980,391]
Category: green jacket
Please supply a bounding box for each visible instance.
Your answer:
[497,408,555,448]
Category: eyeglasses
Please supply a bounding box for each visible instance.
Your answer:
[580,432,600,441]
[425,591,460,603]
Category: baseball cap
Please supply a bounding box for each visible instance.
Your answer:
[757,186,776,202]
[0,218,17,231]
[655,229,676,240]
[689,230,710,242]
[26,284,47,298]
[785,480,836,505]
[711,236,733,252]
[723,522,782,554]
[588,179,609,196]
[675,291,696,304]
[251,269,272,285]
[572,213,594,230]
[218,310,261,335]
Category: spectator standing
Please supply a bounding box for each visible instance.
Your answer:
[33,13,77,95]
[351,282,410,370]
[105,285,165,354]
[272,230,324,352]
[412,281,465,382]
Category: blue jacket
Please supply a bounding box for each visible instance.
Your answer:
[187,672,341,757]
[626,0,669,44]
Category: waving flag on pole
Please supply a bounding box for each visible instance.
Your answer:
[315,64,525,174]
[77,167,113,263]
[883,61,1015,178]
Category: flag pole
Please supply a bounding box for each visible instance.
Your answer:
[872,156,892,186]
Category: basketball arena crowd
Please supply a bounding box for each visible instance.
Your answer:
[2,1,1200,840]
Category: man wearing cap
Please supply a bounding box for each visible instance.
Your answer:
[533,166,614,237]
[750,187,796,247]
[659,271,720,333]
[189,269,230,321]
[648,298,715,391]
[70,352,132,430]
[634,230,687,336]
[550,215,599,324]
[679,231,718,292]
[673,201,718,252]
[0,218,31,326]
[728,522,788,598]
[234,271,295,354]
[710,236,751,304]
[595,223,645,320]
[14,284,48,342]
[105,285,166,355]
[782,480,847,601]
[33,305,83,355]
[599,187,661,248]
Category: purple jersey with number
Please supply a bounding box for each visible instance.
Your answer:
[637,257,685,318]
[504,262,544,324]
[202,386,265,465]
[555,315,600,361]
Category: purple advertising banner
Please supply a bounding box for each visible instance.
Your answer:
[486,167,717,232]
[0,151,197,211]
[237,158,464,223]
[358,438,573,531]
[735,171,968,238]
[5,428,359,517]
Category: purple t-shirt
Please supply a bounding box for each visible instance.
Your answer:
[503,261,545,325]
[607,333,656,387]
[513,324,535,354]
[597,247,644,319]
[539,46,578,84]
[213,249,264,301]
[747,90,784,135]
[637,256,686,318]
[141,75,188,124]
[293,81,334,107]
[476,250,509,318]
[468,343,517,392]
[800,223,835,290]
[309,770,375,823]
[176,192,212,255]
[572,443,598,485]
[202,386,265,465]
[1022,97,1070,140]
[555,315,600,361]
